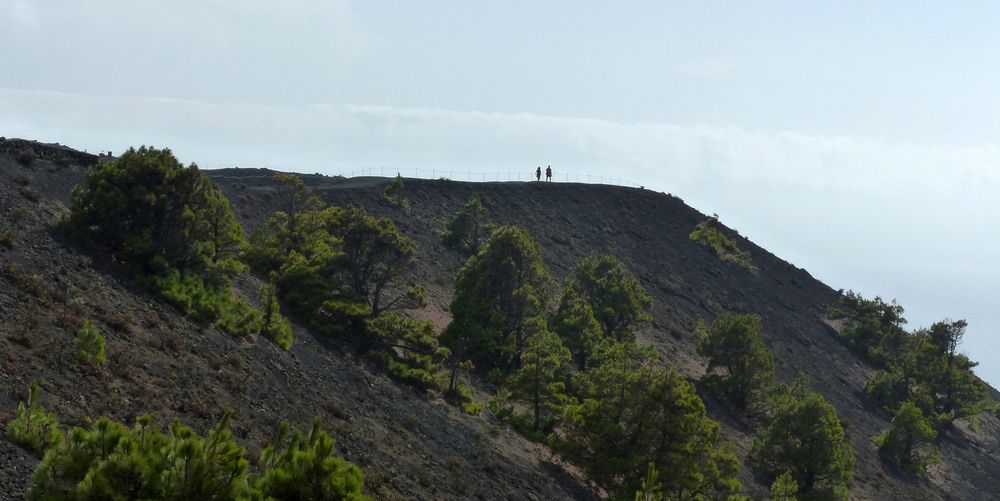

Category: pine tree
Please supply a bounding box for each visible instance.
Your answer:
[874,400,939,474]
[557,344,743,499]
[921,320,988,427]
[327,205,423,318]
[508,318,572,432]
[750,388,855,500]
[367,313,449,390]
[65,146,250,326]
[442,196,488,254]
[273,173,326,256]
[442,225,550,373]
[551,287,605,370]
[66,146,244,285]
[565,254,652,343]
[697,313,775,410]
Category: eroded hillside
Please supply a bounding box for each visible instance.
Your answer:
[2,140,999,500]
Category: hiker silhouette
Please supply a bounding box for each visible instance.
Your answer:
[535,166,541,181]
[545,166,552,181]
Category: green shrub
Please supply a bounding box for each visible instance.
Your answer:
[216,297,264,338]
[148,270,231,323]
[770,471,799,501]
[75,321,107,367]
[689,218,757,271]
[5,382,63,455]
[825,307,845,320]
[22,405,369,501]
[255,418,369,500]
[29,412,252,500]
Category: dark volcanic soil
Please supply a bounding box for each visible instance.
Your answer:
[2,140,1000,500]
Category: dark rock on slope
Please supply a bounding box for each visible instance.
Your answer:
[2,140,999,499]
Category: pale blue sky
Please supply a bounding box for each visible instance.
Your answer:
[2,1,1000,385]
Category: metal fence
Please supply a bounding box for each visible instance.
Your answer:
[339,165,643,188]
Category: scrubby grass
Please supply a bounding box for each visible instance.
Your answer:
[689,218,757,271]
[17,148,38,166]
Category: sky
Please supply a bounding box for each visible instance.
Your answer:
[2,1,999,385]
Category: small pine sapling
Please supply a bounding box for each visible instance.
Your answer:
[261,275,293,349]
[6,382,63,454]
[255,418,369,500]
[75,320,107,367]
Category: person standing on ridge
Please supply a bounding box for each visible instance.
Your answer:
[536,166,541,181]
[545,165,552,181]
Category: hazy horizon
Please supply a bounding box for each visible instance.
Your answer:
[3,1,999,386]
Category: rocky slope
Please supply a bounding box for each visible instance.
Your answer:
[2,139,999,500]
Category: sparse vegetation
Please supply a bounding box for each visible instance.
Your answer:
[689,218,757,271]
[825,307,845,320]
[0,224,14,249]
[4,140,998,500]
[17,148,38,166]
[839,292,991,432]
